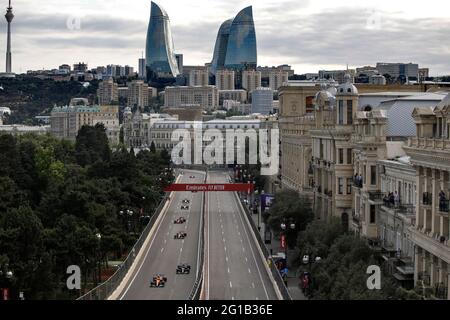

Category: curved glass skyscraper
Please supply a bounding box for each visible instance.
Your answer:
[211,19,233,75]
[211,6,257,74]
[146,2,179,82]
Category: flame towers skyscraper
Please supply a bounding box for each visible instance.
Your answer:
[145,1,179,85]
[5,0,13,74]
[211,6,257,75]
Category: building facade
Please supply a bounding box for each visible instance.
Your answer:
[145,1,180,81]
[97,79,118,105]
[189,69,209,86]
[164,86,219,111]
[404,93,450,299]
[216,70,235,90]
[242,70,262,95]
[251,87,273,115]
[269,71,289,91]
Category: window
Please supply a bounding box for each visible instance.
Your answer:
[347,149,352,164]
[370,205,376,224]
[338,100,344,125]
[371,166,377,185]
[347,100,353,125]
[338,178,344,195]
[338,149,344,164]
[347,178,352,195]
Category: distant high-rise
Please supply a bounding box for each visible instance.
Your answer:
[138,58,146,79]
[5,0,14,74]
[145,2,180,83]
[211,6,257,74]
[175,54,184,74]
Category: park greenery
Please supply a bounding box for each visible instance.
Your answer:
[265,191,423,299]
[0,124,173,299]
[0,77,99,124]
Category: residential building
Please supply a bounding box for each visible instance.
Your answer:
[93,105,121,145]
[189,69,209,86]
[378,157,416,288]
[97,79,118,105]
[73,62,88,73]
[258,65,295,78]
[164,86,219,111]
[127,80,150,109]
[269,70,289,91]
[242,70,262,94]
[279,83,320,195]
[175,54,184,74]
[404,92,450,300]
[216,70,235,90]
[311,77,356,225]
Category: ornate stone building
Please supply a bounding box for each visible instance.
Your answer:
[311,76,356,225]
[404,92,450,299]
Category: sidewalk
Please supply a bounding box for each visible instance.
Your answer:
[246,202,307,300]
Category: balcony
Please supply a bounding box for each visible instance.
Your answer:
[439,199,450,214]
[369,191,385,204]
[422,192,432,206]
[353,176,364,189]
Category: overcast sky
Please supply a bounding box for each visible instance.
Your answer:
[4,0,450,75]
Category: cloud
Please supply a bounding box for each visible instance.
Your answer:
[7,2,450,75]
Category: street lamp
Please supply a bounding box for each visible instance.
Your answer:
[96,233,102,285]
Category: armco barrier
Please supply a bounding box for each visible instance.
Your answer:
[188,172,207,300]
[77,195,169,300]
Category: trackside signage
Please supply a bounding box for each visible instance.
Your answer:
[165,183,255,192]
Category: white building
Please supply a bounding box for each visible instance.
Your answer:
[251,87,274,115]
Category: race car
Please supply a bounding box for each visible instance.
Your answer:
[174,217,186,224]
[189,175,195,179]
[181,205,189,210]
[150,274,167,288]
[174,232,187,240]
[176,264,191,275]
[182,199,190,204]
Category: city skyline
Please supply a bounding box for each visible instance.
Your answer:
[3,0,450,75]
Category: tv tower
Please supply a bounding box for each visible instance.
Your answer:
[5,0,14,74]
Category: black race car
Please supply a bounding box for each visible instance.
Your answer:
[174,232,187,240]
[176,264,191,275]
[150,274,167,288]
[182,199,190,204]
[189,176,195,179]
[181,205,189,210]
[174,217,186,224]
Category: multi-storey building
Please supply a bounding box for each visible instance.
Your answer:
[216,70,235,90]
[51,100,119,145]
[377,157,416,287]
[127,80,157,109]
[164,86,219,111]
[311,78,356,225]
[404,92,450,299]
[269,70,289,91]
[278,83,320,195]
[97,79,118,105]
[242,70,262,94]
[219,90,247,105]
[251,87,273,115]
[189,69,209,86]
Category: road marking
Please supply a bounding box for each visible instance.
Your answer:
[223,238,226,243]
[229,282,233,288]
[227,268,230,274]
[161,248,164,253]
[252,282,255,288]
[248,268,251,274]
[245,257,248,262]
[224,246,227,252]
[226,256,229,262]
[232,296,235,300]
[242,247,245,253]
